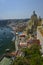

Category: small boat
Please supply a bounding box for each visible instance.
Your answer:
[5,49,10,52]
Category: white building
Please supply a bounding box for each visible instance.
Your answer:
[37,26,43,53]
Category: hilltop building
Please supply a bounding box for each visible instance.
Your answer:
[19,33,26,42]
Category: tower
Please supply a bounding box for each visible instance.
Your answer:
[15,33,19,51]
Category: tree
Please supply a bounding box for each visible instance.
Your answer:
[31,11,38,26]
[12,57,30,65]
[31,11,38,33]
[22,43,41,58]
[21,43,42,65]
[12,43,43,65]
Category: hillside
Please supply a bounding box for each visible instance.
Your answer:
[0,19,29,26]
[0,19,29,32]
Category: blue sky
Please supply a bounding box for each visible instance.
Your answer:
[0,0,43,19]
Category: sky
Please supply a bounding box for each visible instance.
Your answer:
[0,0,43,19]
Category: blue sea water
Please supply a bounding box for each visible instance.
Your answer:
[0,27,15,55]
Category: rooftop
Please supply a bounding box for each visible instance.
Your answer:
[0,57,12,65]
[27,38,40,45]
[19,32,27,37]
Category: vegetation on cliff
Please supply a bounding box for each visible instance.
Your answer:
[11,43,43,65]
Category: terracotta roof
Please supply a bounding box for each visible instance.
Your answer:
[19,42,27,47]
[19,33,26,37]
[10,52,17,56]
[27,39,40,45]
[19,35,26,37]
[6,52,17,57]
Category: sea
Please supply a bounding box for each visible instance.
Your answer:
[0,27,15,55]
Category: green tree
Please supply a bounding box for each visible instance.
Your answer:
[12,57,30,65]
[21,43,42,65]
[22,43,41,58]
[31,11,38,34]
[31,11,38,26]
[12,43,43,65]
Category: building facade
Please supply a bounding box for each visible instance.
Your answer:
[37,26,43,53]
